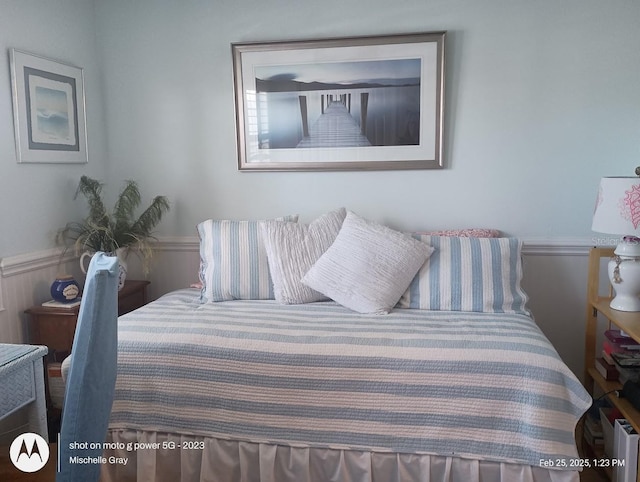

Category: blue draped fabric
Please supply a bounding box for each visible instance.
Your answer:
[57,252,119,482]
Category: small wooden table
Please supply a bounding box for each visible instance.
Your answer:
[24,280,150,433]
[0,344,48,440]
[25,280,150,362]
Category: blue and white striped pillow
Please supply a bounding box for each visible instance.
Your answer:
[398,236,529,314]
[197,216,298,302]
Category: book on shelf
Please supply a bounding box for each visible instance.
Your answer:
[596,357,619,381]
[611,352,640,368]
[583,421,605,449]
[602,350,615,365]
[604,339,626,356]
[605,329,640,346]
[585,412,604,438]
[618,367,640,385]
[604,351,640,384]
[604,336,640,358]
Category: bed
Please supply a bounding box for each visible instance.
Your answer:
[101,212,591,482]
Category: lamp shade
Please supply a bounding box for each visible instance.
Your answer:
[592,177,640,236]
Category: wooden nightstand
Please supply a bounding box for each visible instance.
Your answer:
[25,280,150,362]
[24,279,149,438]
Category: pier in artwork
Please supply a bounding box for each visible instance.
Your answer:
[296,93,371,148]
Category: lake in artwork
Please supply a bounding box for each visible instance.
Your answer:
[254,58,421,150]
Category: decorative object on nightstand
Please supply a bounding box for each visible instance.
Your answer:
[592,171,640,311]
[57,175,169,289]
[49,274,80,303]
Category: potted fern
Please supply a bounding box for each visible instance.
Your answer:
[58,175,170,288]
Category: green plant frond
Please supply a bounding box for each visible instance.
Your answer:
[130,196,170,238]
[72,220,119,254]
[58,176,170,273]
[75,176,109,228]
[113,181,141,228]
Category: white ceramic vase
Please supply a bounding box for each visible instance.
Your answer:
[80,247,128,290]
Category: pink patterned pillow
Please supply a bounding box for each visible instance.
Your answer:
[415,228,501,238]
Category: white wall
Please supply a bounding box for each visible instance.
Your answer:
[0,0,107,347]
[0,0,108,258]
[94,0,639,239]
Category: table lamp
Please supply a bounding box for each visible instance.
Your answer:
[592,174,640,311]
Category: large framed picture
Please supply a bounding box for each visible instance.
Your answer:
[232,32,445,171]
[9,49,88,164]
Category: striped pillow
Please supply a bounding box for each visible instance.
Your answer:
[197,215,298,302]
[398,236,529,314]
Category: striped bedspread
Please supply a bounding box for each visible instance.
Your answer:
[109,289,591,469]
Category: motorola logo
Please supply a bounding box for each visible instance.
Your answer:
[9,433,50,473]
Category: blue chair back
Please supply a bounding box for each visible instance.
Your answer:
[57,252,119,482]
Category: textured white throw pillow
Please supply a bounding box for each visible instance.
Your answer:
[261,208,347,304]
[301,211,434,314]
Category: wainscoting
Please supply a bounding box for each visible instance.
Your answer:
[0,237,605,382]
[0,249,80,345]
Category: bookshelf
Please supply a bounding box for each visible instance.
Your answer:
[585,247,640,482]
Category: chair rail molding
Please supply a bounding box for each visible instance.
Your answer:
[0,237,606,278]
[152,236,600,257]
[152,236,200,252]
[520,237,604,256]
[0,247,75,278]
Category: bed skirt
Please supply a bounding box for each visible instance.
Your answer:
[101,430,579,482]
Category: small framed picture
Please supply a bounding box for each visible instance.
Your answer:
[9,49,88,164]
[232,32,445,171]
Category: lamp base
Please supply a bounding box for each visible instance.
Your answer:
[608,254,640,312]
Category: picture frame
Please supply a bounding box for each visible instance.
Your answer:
[232,32,445,172]
[9,49,88,164]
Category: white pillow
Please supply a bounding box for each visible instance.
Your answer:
[261,208,347,304]
[301,211,434,314]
